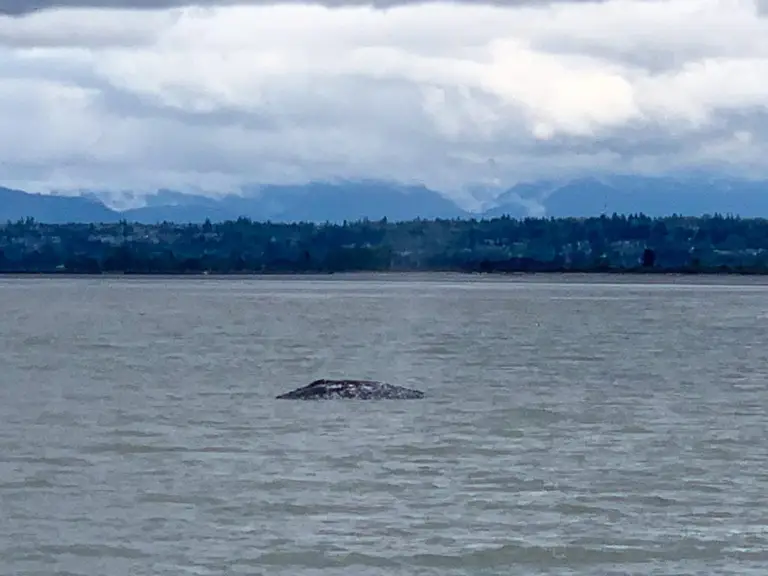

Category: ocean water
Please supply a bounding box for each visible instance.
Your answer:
[1,274,767,575]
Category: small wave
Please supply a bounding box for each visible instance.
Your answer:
[3,455,91,467]
[617,424,654,434]
[401,538,729,568]
[0,477,55,489]
[253,501,394,517]
[249,550,400,569]
[37,543,150,560]
[106,428,164,439]
[681,480,725,494]
[137,492,226,506]
[632,494,681,507]
[507,407,569,424]
[555,502,628,519]
[83,442,190,455]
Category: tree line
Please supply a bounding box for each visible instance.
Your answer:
[2,213,768,274]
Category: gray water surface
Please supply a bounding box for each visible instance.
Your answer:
[1,275,767,575]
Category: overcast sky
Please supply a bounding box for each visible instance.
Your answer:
[1,0,767,201]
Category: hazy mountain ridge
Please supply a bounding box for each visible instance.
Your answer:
[2,175,768,224]
[0,186,119,224]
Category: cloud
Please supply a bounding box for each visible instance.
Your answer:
[1,0,768,203]
[0,0,616,17]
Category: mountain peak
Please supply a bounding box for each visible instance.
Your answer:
[3,175,768,224]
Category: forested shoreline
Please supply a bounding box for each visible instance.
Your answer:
[2,213,768,275]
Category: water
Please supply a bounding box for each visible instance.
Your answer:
[1,274,767,575]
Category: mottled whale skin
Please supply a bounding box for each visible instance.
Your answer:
[276,379,425,400]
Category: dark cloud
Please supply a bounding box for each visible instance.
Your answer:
[0,0,602,16]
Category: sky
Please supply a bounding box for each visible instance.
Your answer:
[1,0,768,204]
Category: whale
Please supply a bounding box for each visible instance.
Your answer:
[276,379,425,400]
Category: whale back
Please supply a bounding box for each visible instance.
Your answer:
[277,379,424,400]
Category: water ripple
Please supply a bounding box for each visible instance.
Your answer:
[1,276,767,575]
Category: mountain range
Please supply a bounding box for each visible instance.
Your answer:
[2,175,768,224]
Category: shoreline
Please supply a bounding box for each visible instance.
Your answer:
[3,270,768,286]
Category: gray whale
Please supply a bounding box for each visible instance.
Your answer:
[276,379,425,400]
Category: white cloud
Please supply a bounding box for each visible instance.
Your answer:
[1,0,768,202]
